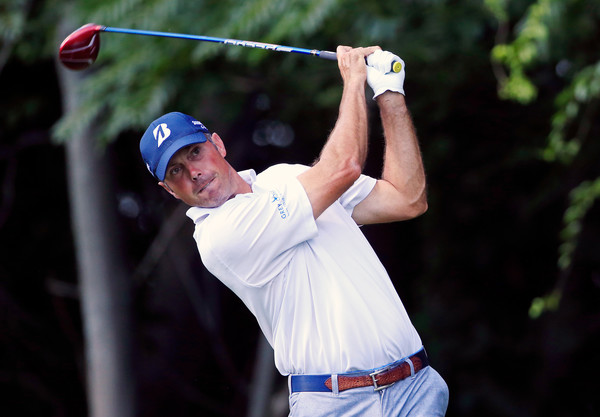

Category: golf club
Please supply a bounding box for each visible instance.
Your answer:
[59,23,403,73]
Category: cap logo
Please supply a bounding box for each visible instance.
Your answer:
[192,120,208,131]
[153,123,171,147]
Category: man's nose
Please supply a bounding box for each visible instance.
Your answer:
[189,166,202,181]
[192,170,202,181]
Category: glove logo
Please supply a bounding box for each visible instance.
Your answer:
[153,123,171,147]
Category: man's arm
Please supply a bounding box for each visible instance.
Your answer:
[297,45,380,219]
[351,91,428,225]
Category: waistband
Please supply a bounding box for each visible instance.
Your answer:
[290,347,429,393]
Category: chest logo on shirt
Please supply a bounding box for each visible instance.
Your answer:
[270,191,289,219]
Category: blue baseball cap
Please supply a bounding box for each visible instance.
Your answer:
[140,112,210,181]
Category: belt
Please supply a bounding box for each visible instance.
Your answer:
[290,348,429,393]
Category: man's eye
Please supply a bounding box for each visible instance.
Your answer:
[169,167,181,176]
[191,146,201,156]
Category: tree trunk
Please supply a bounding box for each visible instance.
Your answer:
[56,19,136,417]
[247,335,276,417]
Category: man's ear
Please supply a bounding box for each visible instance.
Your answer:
[159,181,180,200]
[211,133,227,157]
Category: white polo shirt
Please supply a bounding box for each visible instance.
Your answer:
[186,163,422,375]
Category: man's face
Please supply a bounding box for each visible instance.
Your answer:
[159,133,238,207]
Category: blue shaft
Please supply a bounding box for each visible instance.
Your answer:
[101,26,337,60]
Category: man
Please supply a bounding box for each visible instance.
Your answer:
[140,46,449,416]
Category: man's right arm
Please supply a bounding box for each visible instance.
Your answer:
[297,45,380,219]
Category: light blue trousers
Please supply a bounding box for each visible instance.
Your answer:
[288,366,449,417]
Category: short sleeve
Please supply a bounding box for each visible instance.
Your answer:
[195,167,318,287]
[338,174,377,216]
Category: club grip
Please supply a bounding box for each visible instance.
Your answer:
[318,50,337,61]
[319,50,402,73]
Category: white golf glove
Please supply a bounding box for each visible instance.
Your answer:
[366,50,406,99]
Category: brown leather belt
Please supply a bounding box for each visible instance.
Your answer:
[290,348,429,393]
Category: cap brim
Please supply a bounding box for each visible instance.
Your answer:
[155,132,208,181]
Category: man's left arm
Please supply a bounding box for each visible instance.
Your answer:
[352,54,427,225]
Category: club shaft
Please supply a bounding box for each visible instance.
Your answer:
[101,26,337,60]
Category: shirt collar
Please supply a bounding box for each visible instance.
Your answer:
[186,169,256,224]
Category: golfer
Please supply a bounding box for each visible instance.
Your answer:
[140,45,449,416]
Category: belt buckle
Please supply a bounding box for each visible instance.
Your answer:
[369,365,395,392]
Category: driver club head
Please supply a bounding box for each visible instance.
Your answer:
[59,23,103,70]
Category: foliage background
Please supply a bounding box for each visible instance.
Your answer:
[1,0,599,416]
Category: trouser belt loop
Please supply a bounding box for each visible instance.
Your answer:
[404,357,415,379]
[331,374,339,395]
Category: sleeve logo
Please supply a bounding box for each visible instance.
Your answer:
[270,191,289,219]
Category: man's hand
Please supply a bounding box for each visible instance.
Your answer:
[337,45,381,86]
[366,50,406,99]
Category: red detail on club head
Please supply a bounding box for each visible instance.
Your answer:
[59,23,104,70]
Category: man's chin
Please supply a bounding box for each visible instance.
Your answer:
[189,196,227,209]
